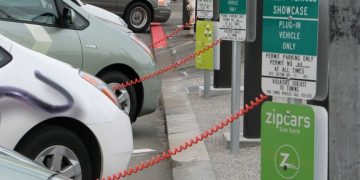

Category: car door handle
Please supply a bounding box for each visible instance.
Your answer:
[0,70,74,113]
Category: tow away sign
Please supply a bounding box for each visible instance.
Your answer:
[261,0,320,99]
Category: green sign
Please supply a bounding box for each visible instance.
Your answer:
[263,19,318,55]
[195,20,214,70]
[219,0,247,41]
[262,0,320,99]
[220,0,246,14]
[261,102,315,180]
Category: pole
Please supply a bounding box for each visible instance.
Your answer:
[204,70,211,98]
[243,0,269,138]
[213,0,232,88]
[328,0,360,177]
[183,0,190,27]
[230,41,242,153]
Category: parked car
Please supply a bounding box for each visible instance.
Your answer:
[0,34,133,179]
[0,146,70,180]
[71,0,128,29]
[0,0,161,122]
[83,0,171,32]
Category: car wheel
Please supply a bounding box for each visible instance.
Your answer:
[15,126,92,180]
[124,1,152,33]
[99,71,138,123]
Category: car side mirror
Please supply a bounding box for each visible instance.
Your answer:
[62,8,76,25]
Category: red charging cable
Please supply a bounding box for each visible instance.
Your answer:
[149,18,197,48]
[106,17,267,180]
[113,38,221,91]
[98,94,268,180]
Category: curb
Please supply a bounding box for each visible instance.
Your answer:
[161,75,217,180]
[152,30,217,180]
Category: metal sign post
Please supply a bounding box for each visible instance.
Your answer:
[231,41,242,153]
[204,70,211,98]
[219,0,257,153]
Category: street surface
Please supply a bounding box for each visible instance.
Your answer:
[125,1,201,179]
[125,110,172,180]
[122,2,183,179]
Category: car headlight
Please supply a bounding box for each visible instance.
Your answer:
[158,0,169,7]
[129,33,154,59]
[79,71,119,107]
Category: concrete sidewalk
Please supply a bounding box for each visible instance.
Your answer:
[154,39,217,180]
[155,40,261,179]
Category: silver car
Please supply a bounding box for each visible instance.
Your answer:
[83,0,171,32]
[0,147,69,180]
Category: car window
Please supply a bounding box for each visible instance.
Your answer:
[0,46,12,68]
[0,0,59,26]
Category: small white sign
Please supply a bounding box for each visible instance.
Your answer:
[261,52,317,99]
[196,0,213,19]
[262,78,316,99]
[219,14,246,41]
[262,53,317,81]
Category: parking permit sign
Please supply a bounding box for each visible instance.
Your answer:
[261,0,320,99]
[196,0,213,19]
[219,0,247,41]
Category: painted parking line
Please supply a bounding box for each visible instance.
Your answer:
[150,23,168,49]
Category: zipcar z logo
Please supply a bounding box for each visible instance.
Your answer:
[275,145,300,179]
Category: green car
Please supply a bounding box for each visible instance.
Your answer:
[0,0,161,122]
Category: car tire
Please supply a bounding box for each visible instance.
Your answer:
[99,71,138,123]
[15,125,93,180]
[124,1,152,33]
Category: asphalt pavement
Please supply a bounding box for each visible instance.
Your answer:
[125,109,172,180]
[123,23,172,180]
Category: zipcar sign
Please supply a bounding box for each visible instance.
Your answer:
[262,0,319,99]
[195,20,214,70]
[261,102,328,180]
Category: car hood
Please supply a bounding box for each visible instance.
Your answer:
[82,4,131,32]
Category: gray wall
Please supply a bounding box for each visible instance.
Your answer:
[329,0,360,179]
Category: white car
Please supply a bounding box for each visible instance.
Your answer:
[0,34,133,180]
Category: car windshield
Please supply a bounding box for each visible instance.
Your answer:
[0,0,59,25]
